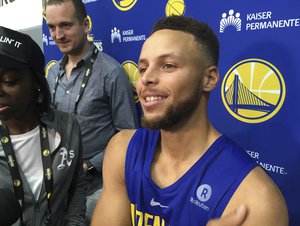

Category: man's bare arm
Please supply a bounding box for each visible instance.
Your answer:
[222,167,288,226]
[207,205,247,226]
[91,130,135,226]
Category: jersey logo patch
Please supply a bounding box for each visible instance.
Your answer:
[190,184,212,211]
[150,198,169,208]
[196,184,212,202]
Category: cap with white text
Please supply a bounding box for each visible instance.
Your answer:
[0,26,45,77]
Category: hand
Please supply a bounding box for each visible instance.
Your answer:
[83,162,88,173]
[206,205,247,226]
[83,161,96,173]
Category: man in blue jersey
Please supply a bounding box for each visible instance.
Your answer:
[91,16,288,226]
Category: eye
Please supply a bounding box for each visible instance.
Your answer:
[1,79,19,86]
[0,71,20,86]
[138,66,147,74]
[61,23,72,30]
[162,63,176,71]
[48,25,55,32]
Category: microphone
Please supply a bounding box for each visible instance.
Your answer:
[0,188,21,226]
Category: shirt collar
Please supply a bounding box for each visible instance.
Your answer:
[59,43,96,70]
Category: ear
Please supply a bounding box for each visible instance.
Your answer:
[83,17,91,34]
[202,66,220,92]
[33,79,40,90]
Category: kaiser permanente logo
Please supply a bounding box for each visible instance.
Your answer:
[112,0,137,11]
[220,9,300,33]
[221,58,286,123]
[0,0,16,7]
[247,150,287,175]
[220,9,241,32]
[43,34,56,46]
[111,27,146,43]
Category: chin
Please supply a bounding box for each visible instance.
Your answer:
[59,48,71,54]
[0,116,11,122]
[141,115,168,130]
[57,45,71,54]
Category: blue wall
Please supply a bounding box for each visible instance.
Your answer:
[43,1,300,225]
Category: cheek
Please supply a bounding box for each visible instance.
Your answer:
[135,78,142,94]
[171,77,199,98]
[15,86,36,102]
[15,93,33,105]
[73,28,85,38]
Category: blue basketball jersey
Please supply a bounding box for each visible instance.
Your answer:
[125,129,258,226]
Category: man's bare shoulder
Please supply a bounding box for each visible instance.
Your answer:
[104,129,136,165]
[109,129,136,148]
[224,166,288,226]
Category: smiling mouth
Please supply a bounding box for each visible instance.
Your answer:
[145,96,166,102]
[58,42,68,46]
[0,104,9,113]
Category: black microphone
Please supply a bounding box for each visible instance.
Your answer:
[0,188,21,226]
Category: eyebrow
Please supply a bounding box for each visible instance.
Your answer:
[138,53,182,65]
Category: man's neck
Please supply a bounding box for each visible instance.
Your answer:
[158,108,220,161]
[67,42,92,66]
[150,119,220,189]
[65,42,92,79]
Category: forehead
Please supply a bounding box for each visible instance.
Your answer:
[140,29,201,61]
[45,2,76,23]
[0,67,32,77]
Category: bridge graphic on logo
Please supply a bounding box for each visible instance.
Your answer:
[225,74,276,114]
[221,59,286,123]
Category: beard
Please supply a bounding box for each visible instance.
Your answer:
[141,83,203,130]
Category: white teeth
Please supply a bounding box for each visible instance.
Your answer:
[145,96,164,102]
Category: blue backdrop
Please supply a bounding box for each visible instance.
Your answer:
[42,1,300,225]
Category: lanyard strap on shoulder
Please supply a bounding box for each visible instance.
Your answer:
[0,123,54,225]
[39,123,53,212]
[0,125,24,201]
[52,45,99,114]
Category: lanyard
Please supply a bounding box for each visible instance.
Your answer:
[0,123,53,225]
[51,46,99,114]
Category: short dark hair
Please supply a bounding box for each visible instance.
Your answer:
[46,0,87,23]
[152,16,220,66]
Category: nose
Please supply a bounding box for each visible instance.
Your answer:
[0,84,6,96]
[139,67,159,86]
[53,27,64,40]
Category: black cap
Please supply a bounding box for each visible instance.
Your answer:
[0,26,51,113]
[0,26,45,76]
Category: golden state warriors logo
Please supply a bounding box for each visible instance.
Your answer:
[112,0,137,11]
[165,0,186,17]
[87,15,94,41]
[221,59,286,123]
[122,60,140,103]
[42,7,46,20]
[45,60,57,78]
